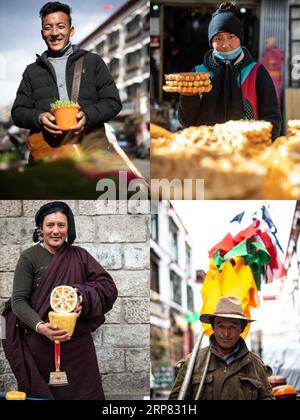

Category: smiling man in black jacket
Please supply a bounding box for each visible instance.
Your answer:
[11,1,122,157]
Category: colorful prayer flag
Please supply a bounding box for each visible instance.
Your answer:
[230,211,245,224]
[201,257,259,339]
[201,204,286,339]
[102,4,113,10]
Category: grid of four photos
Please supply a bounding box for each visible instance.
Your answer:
[0,0,300,403]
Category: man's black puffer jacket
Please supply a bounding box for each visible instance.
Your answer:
[11,46,122,133]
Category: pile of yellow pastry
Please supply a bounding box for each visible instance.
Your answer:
[151,120,300,199]
[163,72,212,94]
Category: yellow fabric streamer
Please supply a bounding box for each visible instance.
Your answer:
[201,257,260,339]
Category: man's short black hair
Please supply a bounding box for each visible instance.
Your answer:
[40,2,72,26]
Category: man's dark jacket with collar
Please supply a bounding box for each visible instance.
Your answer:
[169,336,275,400]
[11,46,122,133]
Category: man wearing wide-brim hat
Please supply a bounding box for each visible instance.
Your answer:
[169,296,275,400]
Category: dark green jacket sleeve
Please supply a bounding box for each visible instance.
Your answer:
[257,360,276,400]
[11,253,43,331]
[169,358,192,400]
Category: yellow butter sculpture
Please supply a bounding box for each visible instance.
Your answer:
[50,285,78,313]
[48,285,78,386]
[48,311,78,337]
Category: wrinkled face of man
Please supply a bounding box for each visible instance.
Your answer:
[41,11,74,52]
[40,212,68,253]
[213,317,243,352]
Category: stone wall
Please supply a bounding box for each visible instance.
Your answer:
[0,200,150,400]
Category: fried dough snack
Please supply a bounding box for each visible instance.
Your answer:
[261,136,300,199]
[151,120,275,199]
[150,123,174,148]
[151,120,272,156]
[150,123,174,141]
[163,85,212,94]
[214,120,272,151]
[268,121,300,196]
[151,149,267,199]
[163,72,212,94]
[287,120,300,137]
[165,72,210,81]
[165,79,211,87]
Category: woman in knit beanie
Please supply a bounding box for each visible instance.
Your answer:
[178,2,281,140]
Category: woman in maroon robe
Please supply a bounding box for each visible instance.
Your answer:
[2,201,118,400]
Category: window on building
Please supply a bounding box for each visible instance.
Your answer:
[126,83,141,100]
[108,30,119,50]
[151,251,160,293]
[126,15,141,41]
[196,269,206,284]
[151,214,158,242]
[143,44,150,67]
[187,284,194,312]
[169,218,178,263]
[96,40,106,56]
[290,5,300,86]
[141,79,150,95]
[186,243,192,278]
[170,270,182,305]
[126,50,141,71]
[143,12,150,31]
[108,58,120,78]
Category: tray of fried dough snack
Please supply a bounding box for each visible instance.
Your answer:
[163,72,212,94]
[151,120,272,157]
[152,119,300,199]
[150,120,278,199]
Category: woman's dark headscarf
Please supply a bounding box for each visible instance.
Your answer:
[33,201,76,245]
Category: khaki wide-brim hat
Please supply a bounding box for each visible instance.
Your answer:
[200,296,255,324]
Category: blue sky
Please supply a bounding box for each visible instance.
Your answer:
[0,0,128,106]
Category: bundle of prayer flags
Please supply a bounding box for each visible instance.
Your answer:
[201,205,286,338]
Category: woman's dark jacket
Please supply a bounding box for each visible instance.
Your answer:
[178,48,281,140]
